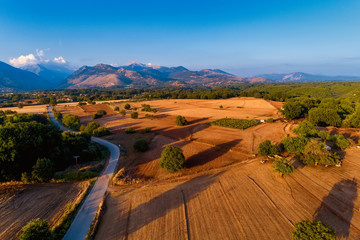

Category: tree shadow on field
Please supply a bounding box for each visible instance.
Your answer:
[314,178,357,238]
[186,139,241,168]
[123,173,222,237]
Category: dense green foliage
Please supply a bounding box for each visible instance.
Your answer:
[62,114,80,131]
[292,220,335,240]
[281,136,309,154]
[133,139,149,152]
[114,106,119,111]
[160,146,185,172]
[281,102,304,119]
[301,139,339,166]
[19,218,52,240]
[80,122,110,137]
[308,108,342,127]
[293,121,318,137]
[31,158,55,182]
[175,115,188,126]
[131,111,138,119]
[209,118,260,129]
[330,134,350,149]
[272,158,294,175]
[258,140,279,156]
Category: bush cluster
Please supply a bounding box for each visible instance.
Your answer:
[209,118,260,129]
[160,146,185,172]
[92,109,107,120]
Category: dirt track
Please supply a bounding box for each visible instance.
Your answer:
[0,182,89,239]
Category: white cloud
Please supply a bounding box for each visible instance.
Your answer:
[9,54,38,67]
[9,50,68,67]
[53,56,66,64]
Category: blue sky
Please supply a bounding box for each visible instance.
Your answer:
[1,0,360,76]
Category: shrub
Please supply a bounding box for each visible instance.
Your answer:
[175,115,188,126]
[31,158,54,182]
[124,103,131,109]
[54,111,62,121]
[133,139,149,152]
[78,102,86,106]
[281,136,308,154]
[141,104,157,113]
[114,106,119,111]
[92,110,107,120]
[266,118,274,123]
[144,127,152,133]
[120,110,126,116]
[318,130,331,140]
[62,114,80,131]
[21,172,33,183]
[131,112,138,119]
[330,134,350,149]
[209,118,260,129]
[145,114,155,119]
[258,140,279,156]
[83,122,100,134]
[18,103,24,108]
[272,158,294,176]
[292,220,335,240]
[19,218,52,240]
[219,105,223,109]
[93,126,110,137]
[160,146,185,172]
[125,127,136,134]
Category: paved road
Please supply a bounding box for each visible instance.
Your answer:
[47,106,120,240]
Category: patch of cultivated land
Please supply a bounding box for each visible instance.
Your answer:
[0,182,89,240]
[0,104,48,114]
[95,147,360,239]
[54,97,360,239]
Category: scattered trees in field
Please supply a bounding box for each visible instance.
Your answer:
[258,140,279,156]
[175,115,188,126]
[209,118,259,129]
[272,158,294,176]
[141,104,157,113]
[62,114,80,131]
[131,111,138,119]
[160,146,185,172]
[133,139,149,152]
[292,220,335,240]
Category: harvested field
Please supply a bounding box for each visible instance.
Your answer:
[0,182,89,239]
[0,104,47,114]
[96,148,360,240]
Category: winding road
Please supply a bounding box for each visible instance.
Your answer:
[47,106,120,240]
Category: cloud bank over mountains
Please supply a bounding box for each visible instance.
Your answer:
[9,49,68,67]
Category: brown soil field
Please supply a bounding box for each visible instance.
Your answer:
[96,147,360,240]
[0,182,89,239]
[0,104,48,114]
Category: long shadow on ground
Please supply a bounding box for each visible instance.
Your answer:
[314,178,358,238]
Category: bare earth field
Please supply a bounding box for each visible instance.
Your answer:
[0,104,48,114]
[52,97,360,239]
[0,182,89,240]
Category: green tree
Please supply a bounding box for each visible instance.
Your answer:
[133,139,149,152]
[258,140,279,156]
[19,218,52,240]
[160,146,185,172]
[93,126,110,137]
[62,114,80,131]
[175,115,188,126]
[124,103,131,110]
[330,134,350,149]
[131,112,138,119]
[292,220,335,240]
[114,106,119,111]
[301,139,339,166]
[281,136,308,154]
[293,120,318,137]
[120,110,126,116]
[272,158,294,176]
[83,122,100,134]
[308,107,342,127]
[281,102,304,119]
[31,158,54,182]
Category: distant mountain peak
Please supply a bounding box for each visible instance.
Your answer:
[125,61,146,67]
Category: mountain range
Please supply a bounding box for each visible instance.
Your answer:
[0,60,359,91]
